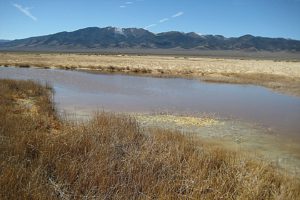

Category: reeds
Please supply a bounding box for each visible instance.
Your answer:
[0,79,299,199]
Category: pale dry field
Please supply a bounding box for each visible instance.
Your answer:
[1,52,300,95]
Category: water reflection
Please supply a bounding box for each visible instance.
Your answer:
[1,66,300,137]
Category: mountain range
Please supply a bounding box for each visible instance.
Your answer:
[0,40,11,44]
[1,27,299,52]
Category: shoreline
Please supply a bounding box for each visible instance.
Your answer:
[1,52,300,96]
[57,109,300,175]
[2,79,299,199]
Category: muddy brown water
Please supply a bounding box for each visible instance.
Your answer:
[1,66,300,139]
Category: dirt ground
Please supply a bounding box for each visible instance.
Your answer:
[1,52,300,96]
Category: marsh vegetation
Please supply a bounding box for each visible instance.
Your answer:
[1,79,299,199]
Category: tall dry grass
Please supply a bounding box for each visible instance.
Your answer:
[0,79,299,199]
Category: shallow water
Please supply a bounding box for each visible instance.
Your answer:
[1,66,300,138]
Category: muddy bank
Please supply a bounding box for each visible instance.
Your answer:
[1,52,300,96]
[201,73,300,97]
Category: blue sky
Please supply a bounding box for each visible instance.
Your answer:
[0,0,300,40]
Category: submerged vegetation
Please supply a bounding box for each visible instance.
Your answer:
[0,79,299,199]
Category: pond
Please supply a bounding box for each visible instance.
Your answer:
[1,66,300,139]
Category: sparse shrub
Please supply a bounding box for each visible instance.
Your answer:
[18,64,30,68]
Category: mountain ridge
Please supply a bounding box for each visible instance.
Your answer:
[1,27,300,52]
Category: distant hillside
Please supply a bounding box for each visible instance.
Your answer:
[1,27,300,52]
[0,39,11,44]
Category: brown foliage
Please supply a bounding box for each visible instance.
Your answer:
[0,79,299,199]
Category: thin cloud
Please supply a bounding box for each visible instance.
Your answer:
[120,0,144,8]
[159,18,169,23]
[145,10,184,29]
[13,3,37,21]
[172,11,184,18]
[144,24,157,29]
[120,1,133,8]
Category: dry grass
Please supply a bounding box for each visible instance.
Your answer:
[1,52,300,96]
[135,114,219,128]
[1,53,300,78]
[1,79,300,199]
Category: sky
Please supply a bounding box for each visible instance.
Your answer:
[0,0,300,40]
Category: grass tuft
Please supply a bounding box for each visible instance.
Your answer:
[0,79,299,199]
